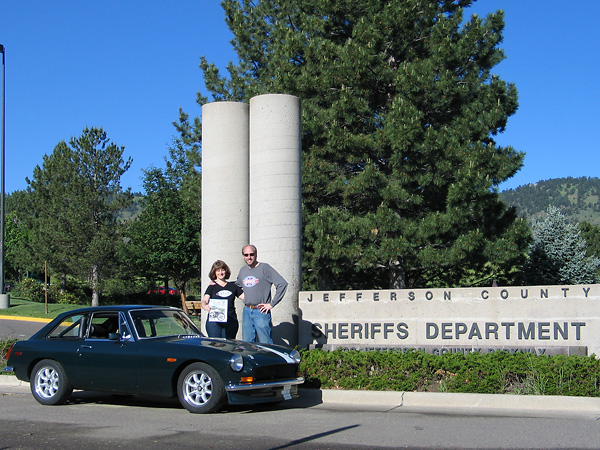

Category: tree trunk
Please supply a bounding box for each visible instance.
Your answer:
[317,267,333,291]
[180,290,188,313]
[389,260,407,290]
[60,274,67,294]
[90,265,100,306]
[91,290,100,307]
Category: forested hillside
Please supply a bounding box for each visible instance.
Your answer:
[501,177,600,225]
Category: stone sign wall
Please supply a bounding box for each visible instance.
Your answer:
[298,285,600,356]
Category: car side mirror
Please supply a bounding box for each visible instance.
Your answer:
[108,332,121,341]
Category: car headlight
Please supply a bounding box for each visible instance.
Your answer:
[289,349,301,364]
[229,354,244,372]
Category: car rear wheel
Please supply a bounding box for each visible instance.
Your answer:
[30,359,73,405]
[177,362,225,413]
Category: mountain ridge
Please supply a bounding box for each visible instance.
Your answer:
[500,176,600,225]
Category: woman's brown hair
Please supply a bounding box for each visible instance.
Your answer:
[209,260,231,280]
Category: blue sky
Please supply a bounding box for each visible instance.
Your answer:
[1,1,598,194]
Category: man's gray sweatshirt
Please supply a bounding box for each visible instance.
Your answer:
[237,262,288,308]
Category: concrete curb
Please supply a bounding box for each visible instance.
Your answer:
[314,389,600,415]
[298,388,600,414]
[0,375,26,387]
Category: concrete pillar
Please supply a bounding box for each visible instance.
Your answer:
[201,101,249,336]
[0,293,9,309]
[249,94,302,347]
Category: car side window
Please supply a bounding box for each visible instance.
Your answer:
[132,316,151,338]
[47,314,87,339]
[87,312,120,339]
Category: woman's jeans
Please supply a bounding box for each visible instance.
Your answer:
[206,317,239,340]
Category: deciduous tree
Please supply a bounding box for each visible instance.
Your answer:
[123,111,202,309]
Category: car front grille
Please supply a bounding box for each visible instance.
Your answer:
[253,363,298,382]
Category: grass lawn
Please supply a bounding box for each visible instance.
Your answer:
[0,297,83,319]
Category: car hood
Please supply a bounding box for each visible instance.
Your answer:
[159,336,298,364]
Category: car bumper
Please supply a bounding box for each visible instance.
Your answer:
[225,377,304,405]
[225,377,304,392]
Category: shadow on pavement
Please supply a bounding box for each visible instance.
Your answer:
[65,388,324,413]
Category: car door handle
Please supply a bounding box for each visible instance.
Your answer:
[80,345,92,349]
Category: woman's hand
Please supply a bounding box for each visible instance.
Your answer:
[201,294,211,311]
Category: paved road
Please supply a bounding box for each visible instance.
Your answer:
[1,382,599,450]
[0,316,49,340]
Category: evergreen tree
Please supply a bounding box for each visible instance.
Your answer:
[5,190,36,281]
[199,0,530,289]
[4,211,26,282]
[526,206,600,285]
[24,127,133,305]
[579,221,600,258]
[578,220,600,280]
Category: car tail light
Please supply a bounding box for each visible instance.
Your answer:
[4,343,14,361]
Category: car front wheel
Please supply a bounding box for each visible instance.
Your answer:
[177,362,225,413]
[30,359,73,405]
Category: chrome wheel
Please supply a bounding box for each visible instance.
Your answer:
[35,365,60,399]
[177,363,225,413]
[182,369,213,406]
[30,360,73,405]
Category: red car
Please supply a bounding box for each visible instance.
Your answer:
[147,286,180,295]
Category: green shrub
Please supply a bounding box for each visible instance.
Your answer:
[13,279,89,305]
[102,278,148,298]
[299,349,600,397]
[13,278,47,303]
[56,291,80,305]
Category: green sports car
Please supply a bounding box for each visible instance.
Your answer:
[4,305,303,413]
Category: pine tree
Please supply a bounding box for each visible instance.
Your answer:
[24,127,133,305]
[579,221,600,257]
[579,221,600,280]
[5,190,36,280]
[526,206,600,285]
[199,0,530,289]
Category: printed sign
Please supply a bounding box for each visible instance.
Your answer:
[208,298,228,323]
[298,285,600,356]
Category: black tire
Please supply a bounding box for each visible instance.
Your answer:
[177,362,225,413]
[30,359,73,406]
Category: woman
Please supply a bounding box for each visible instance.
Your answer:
[201,260,243,339]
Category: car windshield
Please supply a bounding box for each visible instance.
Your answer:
[129,309,202,339]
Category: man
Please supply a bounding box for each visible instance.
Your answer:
[237,244,288,344]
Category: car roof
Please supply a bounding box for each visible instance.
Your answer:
[58,305,178,316]
[30,305,185,340]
